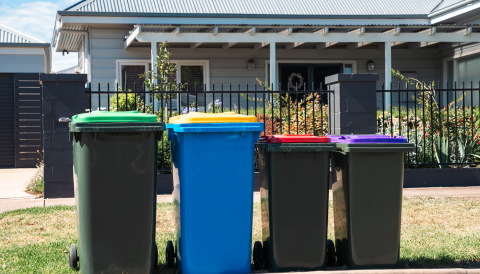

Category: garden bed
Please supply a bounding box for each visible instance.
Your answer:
[0,197,479,273]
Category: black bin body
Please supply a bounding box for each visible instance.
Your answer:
[258,142,335,272]
[70,119,164,274]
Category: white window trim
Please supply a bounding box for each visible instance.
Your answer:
[264,60,357,86]
[116,59,210,90]
[175,60,210,91]
[116,59,150,91]
[442,57,455,84]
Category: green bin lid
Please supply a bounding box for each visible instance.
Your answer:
[69,111,164,136]
[72,111,158,123]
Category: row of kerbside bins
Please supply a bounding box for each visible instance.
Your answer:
[255,134,414,272]
[68,111,413,274]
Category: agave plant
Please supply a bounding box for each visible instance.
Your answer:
[453,135,480,167]
[433,135,451,169]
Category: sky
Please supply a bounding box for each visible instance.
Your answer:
[0,0,80,72]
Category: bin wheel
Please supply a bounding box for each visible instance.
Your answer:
[166,241,175,267]
[69,244,79,269]
[253,241,264,270]
[155,243,159,268]
[326,239,336,267]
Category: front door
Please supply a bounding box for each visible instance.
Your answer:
[279,63,343,91]
[278,63,344,103]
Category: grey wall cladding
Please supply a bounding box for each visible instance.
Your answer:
[41,74,87,199]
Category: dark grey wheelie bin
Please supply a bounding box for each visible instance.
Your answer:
[68,111,164,274]
[329,135,414,269]
[254,135,336,272]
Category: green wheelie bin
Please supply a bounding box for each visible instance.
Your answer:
[329,135,414,269]
[68,111,164,274]
[254,135,336,272]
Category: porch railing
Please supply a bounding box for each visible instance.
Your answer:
[85,82,333,172]
[377,82,480,168]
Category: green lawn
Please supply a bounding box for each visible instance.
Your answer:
[0,197,479,273]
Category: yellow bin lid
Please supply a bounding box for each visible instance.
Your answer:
[169,112,257,123]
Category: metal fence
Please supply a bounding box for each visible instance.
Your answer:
[377,82,480,168]
[86,82,333,172]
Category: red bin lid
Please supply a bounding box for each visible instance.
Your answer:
[259,134,331,143]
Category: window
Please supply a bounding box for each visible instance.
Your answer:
[121,65,146,92]
[444,55,480,107]
[344,64,353,74]
[116,60,209,111]
[116,61,149,92]
[180,65,205,91]
[175,62,208,111]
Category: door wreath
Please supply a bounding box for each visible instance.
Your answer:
[288,73,304,90]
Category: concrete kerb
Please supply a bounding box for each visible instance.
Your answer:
[275,269,480,274]
[2,187,480,214]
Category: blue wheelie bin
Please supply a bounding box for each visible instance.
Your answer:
[166,112,264,274]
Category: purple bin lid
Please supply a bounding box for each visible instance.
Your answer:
[327,134,407,143]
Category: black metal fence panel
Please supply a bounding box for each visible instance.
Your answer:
[86,82,333,172]
[377,82,480,168]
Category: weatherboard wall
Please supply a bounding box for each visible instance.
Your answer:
[0,53,45,73]
[89,28,443,108]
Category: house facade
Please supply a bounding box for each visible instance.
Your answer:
[52,0,480,111]
[0,23,51,74]
[0,24,51,167]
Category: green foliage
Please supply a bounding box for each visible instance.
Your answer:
[433,135,451,169]
[455,135,480,167]
[25,154,44,195]
[109,89,145,112]
[255,78,329,135]
[141,41,182,112]
[158,133,171,173]
[381,69,480,167]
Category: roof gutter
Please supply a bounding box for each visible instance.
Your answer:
[56,11,429,19]
[0,43,50,48]
[429,0,478,17]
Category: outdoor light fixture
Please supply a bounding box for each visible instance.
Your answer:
[367,60,375,71]
[247,59,256,71]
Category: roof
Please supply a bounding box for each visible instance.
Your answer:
[432,0,469,12]
[56,66,79,74]
[66,0,442,16]
[0,23,46,44]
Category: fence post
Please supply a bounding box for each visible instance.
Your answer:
[40,74,87,199]
[325,73,379,135]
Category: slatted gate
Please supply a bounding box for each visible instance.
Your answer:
[13,74,43,168]
[0,73,15,167]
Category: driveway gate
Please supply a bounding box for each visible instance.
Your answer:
[0,73,42,168]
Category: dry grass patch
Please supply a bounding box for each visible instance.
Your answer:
[0,206,76,248]
[400,197,480,268]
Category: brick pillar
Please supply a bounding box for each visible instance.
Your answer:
[41,74,87,198]
[326,74,379,135]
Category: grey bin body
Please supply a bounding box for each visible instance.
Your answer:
[331,142,414,269]
[258,143,335,272]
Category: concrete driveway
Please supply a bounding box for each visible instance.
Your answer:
[0,168,38,199]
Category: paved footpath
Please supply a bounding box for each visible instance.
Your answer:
[1,186,480,214]
[0,168,37,199]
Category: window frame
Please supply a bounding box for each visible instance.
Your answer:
[116,60,150,91]
[116,59,210,91]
